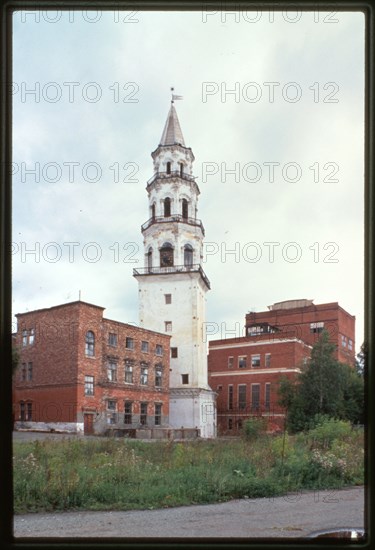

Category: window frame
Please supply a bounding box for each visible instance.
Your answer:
[251,354,261,368]
[155,364,163,387]
[85,331,95,357]
[238,355,247,369]
[125,337,134,350]
[124,401,132,424]
[251,383,260,412]
[125,360,134,383]
[140,364,149,385]
[84,375,94,396]
[238,384,247,410]
[108,332,118,347]
[228,385,234,410]
[140,402,148,425]
[107,360,117,382]
[154,403,162,426]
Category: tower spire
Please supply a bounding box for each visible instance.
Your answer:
[159,89,185,146]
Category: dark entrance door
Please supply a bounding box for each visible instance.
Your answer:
[84,413,94,435]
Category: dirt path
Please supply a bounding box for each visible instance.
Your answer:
[14,486,365,539]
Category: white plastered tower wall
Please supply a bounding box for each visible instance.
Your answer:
[134,102,217,438]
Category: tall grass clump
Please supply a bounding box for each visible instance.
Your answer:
[13,423,364,514]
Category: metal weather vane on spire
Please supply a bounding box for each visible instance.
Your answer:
[170,86,183,103]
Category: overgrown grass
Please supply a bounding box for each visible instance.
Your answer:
[13,425,364,514]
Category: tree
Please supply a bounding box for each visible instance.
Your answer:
[278,330,364,432]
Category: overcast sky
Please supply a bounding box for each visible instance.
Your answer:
[12,9,365,351]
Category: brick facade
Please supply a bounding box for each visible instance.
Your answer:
[245,300,355,365]
[13,301,170,435]
[209,300,356,435]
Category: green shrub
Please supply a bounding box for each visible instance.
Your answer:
[305,416,352,449]
[242,417,268,440]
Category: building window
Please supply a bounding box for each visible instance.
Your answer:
[156,344,163,356]
[238,385,247,410]
[265,383,271,411]
[180,163,184,178]
[85,331,95,356]
[141,340,149,353]
[237,419,243,430]
[29,328,35,345]
[108,333,117,347]
[228,418,233,430]
[141,364,148,385]
[341,335,347,347]
[125,360,133,383]
[251,354,261,367]
[22,330,28,347]
[160,242,174,267]
[251,384,260,412]
[124,401,132,424]
[107,399,116,410]
[181,374,189,384]
[184,244,193,267]
[155,403,162,426]
[165,294,172,304]
[84,375,94,395]
[106,400,117,425]
[228,356,234,369]
[166,162,171,175]
[21,363,26,382]
[165,321,172,332]
[228,385,233,410]
[125,337,134,350]
[107,360,117,382]
[182,198,188,218]
[238,356,247,369]
[26,402,32,421]
[171,347,178,358]
[20,402,25,421]
[27,362,33,381]
[140,402,148,425]
[21,328,35,346]
[147,247,153,270]
[155,365,162,387]
[310,321,324,333]
[151,203,156,220]
[164,197,171,216]
[348,339,353,351]
[265,353,271,368]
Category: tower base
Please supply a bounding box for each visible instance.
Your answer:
[169,387,217,439]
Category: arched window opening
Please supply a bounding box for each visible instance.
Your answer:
[151,203,156,220]
[147,247,153,271]
[166,162,171,175]
[184,244,193,267]
[164,197,171,217]
[182,199,188,220]
[160,242,174,267]
[180,163,184,177]
[85,331,95,357]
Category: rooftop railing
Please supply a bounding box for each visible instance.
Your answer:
[133,264,211,289]
[141,214,205,235]
[147,170,196,186]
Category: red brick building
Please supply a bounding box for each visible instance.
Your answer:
[245,299,355,365]
[208,300,355,435]
[13,301,171,436]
